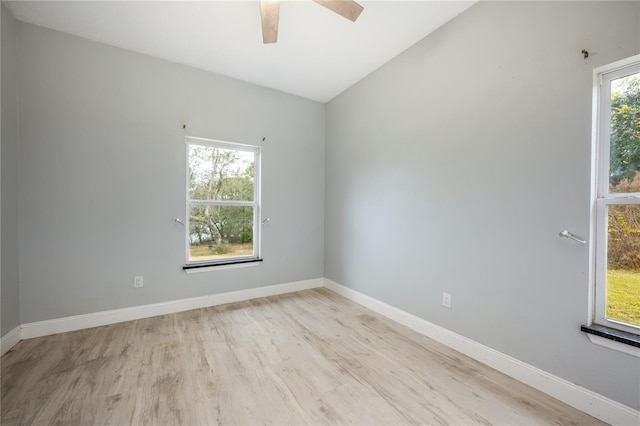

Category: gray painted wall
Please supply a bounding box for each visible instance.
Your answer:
[325,1,640,409]
[4,0,639,412]
[1,4,20,336]
[16,22,325,323]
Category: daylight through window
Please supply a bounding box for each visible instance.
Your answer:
[593,55,640,334]
[185,137,260,266]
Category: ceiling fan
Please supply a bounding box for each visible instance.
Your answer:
[260,0,364,44]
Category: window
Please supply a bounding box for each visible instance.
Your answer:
[592,55,640,335]
[184,136,261,268]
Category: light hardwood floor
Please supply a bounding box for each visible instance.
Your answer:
[1,288,602,425]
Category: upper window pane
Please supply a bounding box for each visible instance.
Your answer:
[189,145,255,201]
[609,72,640,192]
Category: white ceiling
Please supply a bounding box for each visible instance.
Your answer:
[5,1,476,102]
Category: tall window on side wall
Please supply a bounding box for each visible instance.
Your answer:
[593,55,640,335]
[185,137,261,268]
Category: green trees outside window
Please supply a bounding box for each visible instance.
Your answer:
[605,71,640,327]
[187,141,258,262]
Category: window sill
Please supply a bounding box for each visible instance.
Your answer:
[183,258,263,273]
[581,324,640,357]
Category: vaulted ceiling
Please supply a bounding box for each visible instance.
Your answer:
[5,1,476,102]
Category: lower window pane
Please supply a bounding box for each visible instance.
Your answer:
[606,204,640,327]
[189,205,254,262]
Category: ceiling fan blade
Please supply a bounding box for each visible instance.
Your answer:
[312,0,364,22]
[260,0,280,44]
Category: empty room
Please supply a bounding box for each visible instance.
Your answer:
[1,0,639,424]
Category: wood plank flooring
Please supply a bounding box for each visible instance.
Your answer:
[1,288,603,425]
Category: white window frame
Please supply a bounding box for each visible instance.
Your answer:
[185,136,261,267]
[592,54,640,335]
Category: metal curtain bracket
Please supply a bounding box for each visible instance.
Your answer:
[559,229,586,244]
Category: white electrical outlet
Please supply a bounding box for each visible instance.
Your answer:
[442,292,452,309]
[134,276,144,288]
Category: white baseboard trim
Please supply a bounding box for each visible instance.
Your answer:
[0,326,22,356]
[4,277,638,425]
[324,279,640,426]
[17,278,323,341]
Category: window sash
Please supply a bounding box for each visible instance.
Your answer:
[187,200,257,207]
[594,198,640,334]
[596,62,640,198]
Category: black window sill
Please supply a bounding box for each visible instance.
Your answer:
[183,258,263,271]
[581,324,640,348]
